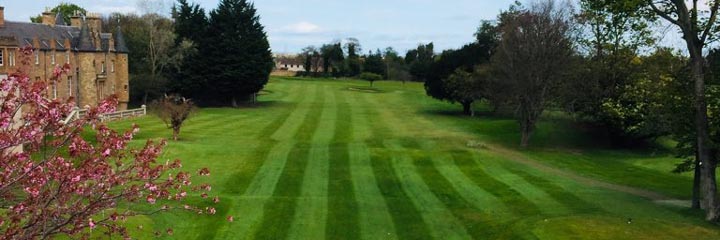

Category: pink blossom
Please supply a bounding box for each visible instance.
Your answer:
[88,219,96,229]
[227,216,234,222]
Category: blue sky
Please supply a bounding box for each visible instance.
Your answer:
[1,0,517,54]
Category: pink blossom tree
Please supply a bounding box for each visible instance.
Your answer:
[0,46,223,239]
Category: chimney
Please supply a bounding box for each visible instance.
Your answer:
[0,7,5,28]
[70,14,81,28]
[86,13,102,33]
[42,11,56,26]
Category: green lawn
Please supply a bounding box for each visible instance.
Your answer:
[109,77,720,239]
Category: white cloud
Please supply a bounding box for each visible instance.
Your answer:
[278,21,322,34]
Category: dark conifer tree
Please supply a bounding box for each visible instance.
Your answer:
[206,0,273,106]
[170,0,208,101]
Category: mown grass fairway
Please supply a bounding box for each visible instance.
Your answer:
[112,78,720,239]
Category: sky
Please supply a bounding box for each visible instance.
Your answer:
[0,0,517,54]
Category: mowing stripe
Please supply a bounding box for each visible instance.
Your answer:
[451,151,542,217]
[349,142,397,239]
[221,85,320,239]
[413,155,503,238]
[369,150,432,240]
[223,141,295,239]
[221,83,310,195]
[432,154,513,219]
[471,151,570,215]
[359,92,430,239]
[326,89,361,239]
[385,140,472,240]
[415,140,512,220]
[287,86,336,240]
[271,84,320,141]
[346,91,397,240]
[253,84,325,239]
[502,164,603,214]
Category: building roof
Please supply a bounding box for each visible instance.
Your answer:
[0,21,76,51]
[0,20,127,53]
[75,20,94,51]
[114,26,128,53]
[55,12,66,26]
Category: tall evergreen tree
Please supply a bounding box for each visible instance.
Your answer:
[363,49,386,77]
[206,0,273,106]
[170,0,208,100]
[344,38,362,77]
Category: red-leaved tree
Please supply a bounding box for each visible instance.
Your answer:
[0,46,222,239]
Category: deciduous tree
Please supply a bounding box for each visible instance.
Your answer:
[152,94,195,141]
[491,0,574,147]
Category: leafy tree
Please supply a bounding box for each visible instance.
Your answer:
[152,94,196,141]
[30,3,86,24]
[301,46,322,75]
[320,41,344,76]
[0,47,217,239]
[359,72,383,87]
[384,47,411,83]
[406,43,435,82]
[344,38,362,77]
[206,0,274,106]
[444,67,488,116]
[622,0,720,221]
[363,49,386,78]
[425,42,492,115]
[490,0,574,147]
[565,0,655,140]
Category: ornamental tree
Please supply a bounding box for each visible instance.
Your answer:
[0,46,220,239]
[152,94,195,141]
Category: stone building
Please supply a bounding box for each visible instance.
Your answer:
[0,6,129,110]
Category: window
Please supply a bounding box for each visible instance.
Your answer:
[51,82,57,99]
[65,52,70,63]
[111,61,115,72]
[67,76,73,97]
[101,61,106,73]
[50,53,55,65]
[8,50,15,66]
[34,51,39,65]
[0,49,4,66]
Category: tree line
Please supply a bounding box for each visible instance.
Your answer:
[100,0,273,107]
[420,0,720,221]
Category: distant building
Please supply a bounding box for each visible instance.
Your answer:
[274,54,305,73]
[0,7,130,110]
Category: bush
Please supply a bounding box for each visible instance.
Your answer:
[359,72,383,81]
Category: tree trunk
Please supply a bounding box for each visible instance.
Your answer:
[462,102,473,116]
[231,96,238,108]
[172,127,180,141]
[520,125,531,148]
[143,91,149,106]
[693,156,701,209]
[370,81,374,87]
[689,49,719,220]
